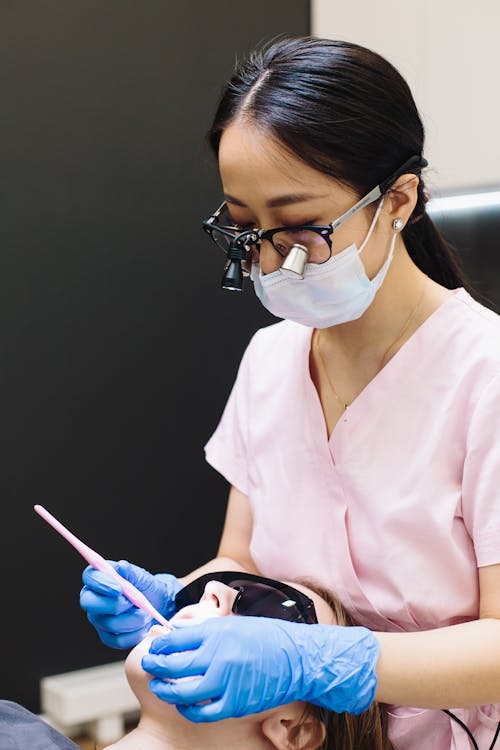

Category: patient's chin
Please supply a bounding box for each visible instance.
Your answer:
[125,621,208,719]
[125,627,171,716]
[125,608,216,687]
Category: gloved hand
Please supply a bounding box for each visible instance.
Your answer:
[141,615,380,722]
[80,560,183,649]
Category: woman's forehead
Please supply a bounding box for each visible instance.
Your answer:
[218,121,344,206]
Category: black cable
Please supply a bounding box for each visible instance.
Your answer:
[488,721,500,750]
[443,710,479,750]
[443,711,500,750]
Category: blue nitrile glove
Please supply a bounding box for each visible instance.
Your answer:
[141,615,380,722]
[79,559,183,649]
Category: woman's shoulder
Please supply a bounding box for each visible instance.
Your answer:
[246,319,311,357]
[451,288,500,357]
[0,700,79,748]
[433,288,500,393]
[454,288,500,327]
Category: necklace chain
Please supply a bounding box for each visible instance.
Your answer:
[315,279,428,411]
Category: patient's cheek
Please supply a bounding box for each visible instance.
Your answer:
[126,607,222,697]
[125,624,209,711]
[125,622,204,693]
[125,626,169,693]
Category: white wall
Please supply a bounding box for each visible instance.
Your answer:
[312,1,500,193]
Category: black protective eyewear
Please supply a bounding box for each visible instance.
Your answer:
[174,571,318,625]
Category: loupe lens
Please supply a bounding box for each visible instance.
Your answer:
[272,229,330,263]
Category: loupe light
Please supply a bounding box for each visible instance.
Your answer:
[221,238,247,291]
[222,259,244,291]
[279,244,309,278]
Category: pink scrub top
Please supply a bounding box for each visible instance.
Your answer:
[205,288,500,749]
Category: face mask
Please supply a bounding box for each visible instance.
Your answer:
[250,198,396,328]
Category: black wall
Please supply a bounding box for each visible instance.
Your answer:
[0,1,310,713]
[433,205,500,313]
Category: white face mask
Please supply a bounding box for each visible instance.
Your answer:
[250,198,396,328]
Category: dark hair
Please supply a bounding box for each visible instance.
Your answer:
[207,36,470,291]
[293,579,393,750]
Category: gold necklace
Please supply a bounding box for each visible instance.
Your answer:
[314,279,428,411]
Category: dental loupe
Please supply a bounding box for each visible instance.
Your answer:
[279,243,309,278]
[222,239,309,291]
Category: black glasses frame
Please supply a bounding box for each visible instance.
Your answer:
[203,208,332,256]
[202,155,428,266]
[174,571,318,625]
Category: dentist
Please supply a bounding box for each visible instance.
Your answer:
[80,37,500,749]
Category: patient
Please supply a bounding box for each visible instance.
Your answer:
[103,571,391,750]
[0,572,389,749]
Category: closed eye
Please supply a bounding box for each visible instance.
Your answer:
[271,219,319,230]
[230,219,320,232]
[288,220,318,228]
[225,216,256,231]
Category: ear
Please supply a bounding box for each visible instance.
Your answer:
[382,173,420,229]
[261,705,326,750]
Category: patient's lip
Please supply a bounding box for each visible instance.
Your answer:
[148,624,168,637]
[170,602,219,625]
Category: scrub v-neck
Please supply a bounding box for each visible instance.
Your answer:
[306,289,462,450]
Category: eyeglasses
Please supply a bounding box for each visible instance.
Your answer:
[201,155,428,276]
[203,204,334,273]
[174,571,318,625]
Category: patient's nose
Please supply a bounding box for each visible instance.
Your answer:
[200,581,238,616]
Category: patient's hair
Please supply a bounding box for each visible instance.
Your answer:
[292,581,392,750]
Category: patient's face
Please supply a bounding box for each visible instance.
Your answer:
[125,577,335,728]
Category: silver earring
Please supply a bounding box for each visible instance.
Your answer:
[392,218,404,230]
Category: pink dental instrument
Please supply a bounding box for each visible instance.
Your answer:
[34,504,172,630]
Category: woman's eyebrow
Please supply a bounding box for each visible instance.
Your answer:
[224,192,328,208]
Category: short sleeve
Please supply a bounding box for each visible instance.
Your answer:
[204,337,255,496]
[462,371,500,567]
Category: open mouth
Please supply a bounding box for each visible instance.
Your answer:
[169,602,220,626]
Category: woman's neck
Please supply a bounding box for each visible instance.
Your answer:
[104,711,270,750]
[319,242,452,365]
